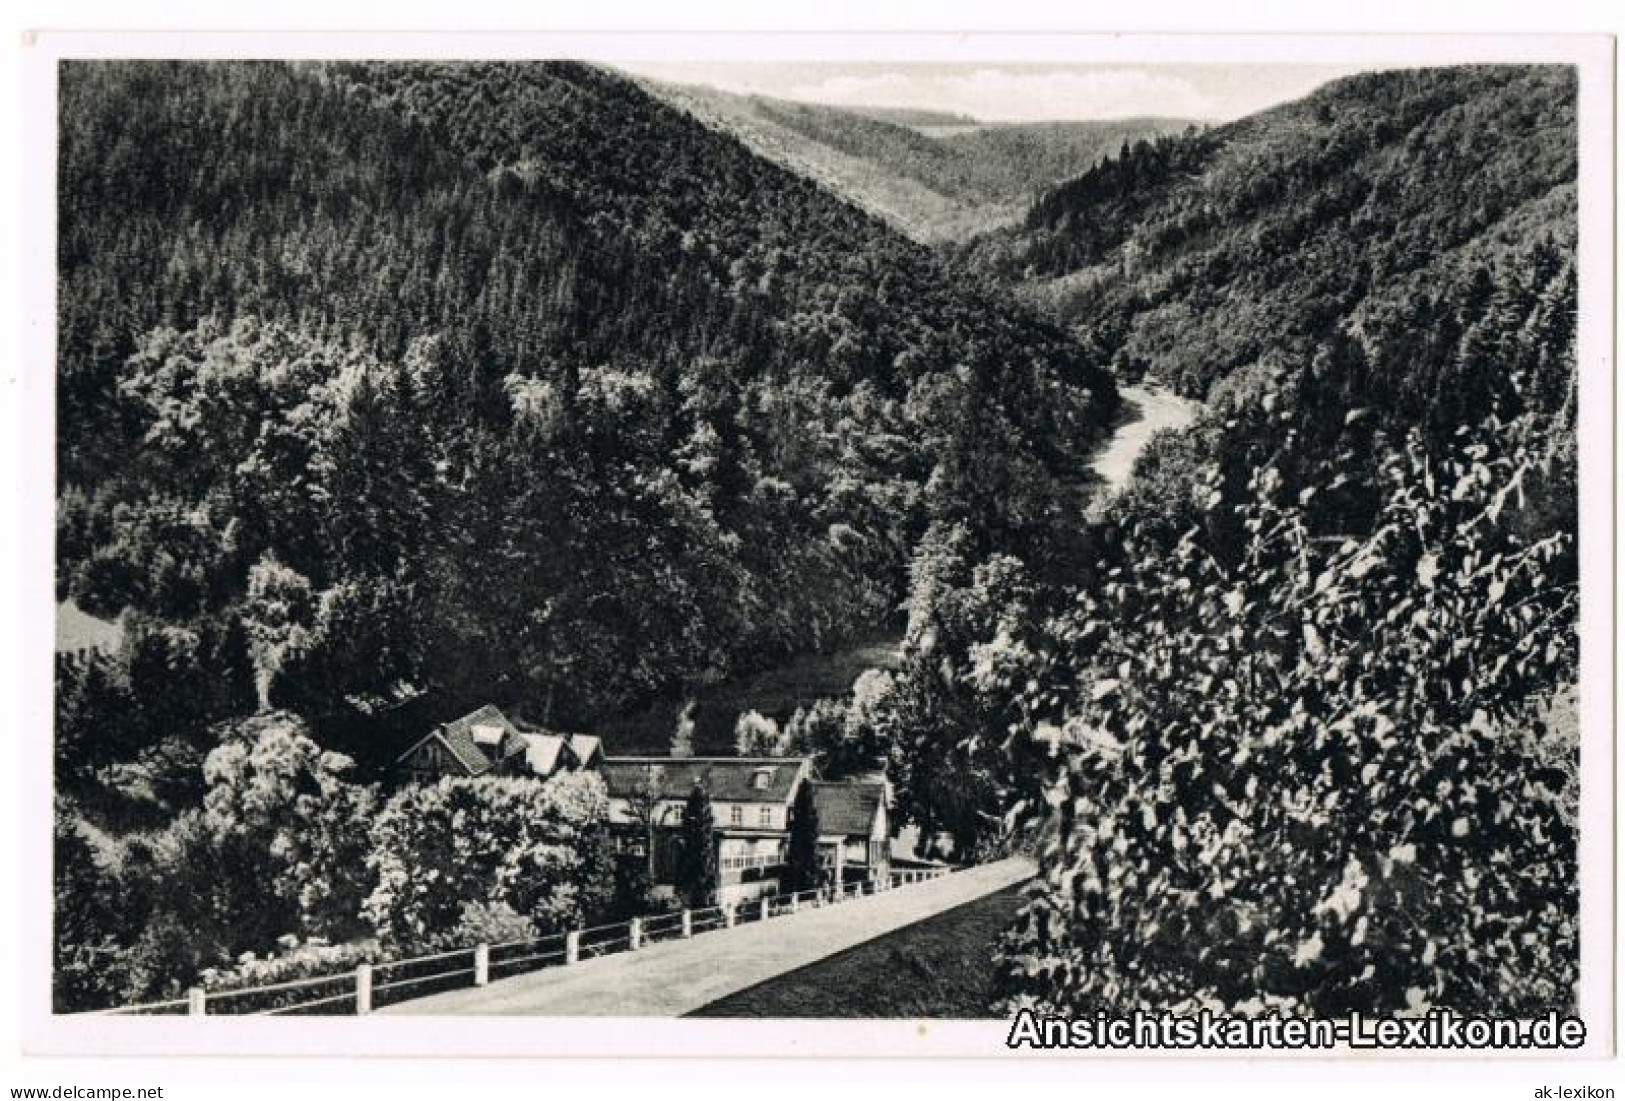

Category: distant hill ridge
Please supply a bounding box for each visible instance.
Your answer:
[956,64,1577,402]
[640,76,1193,243]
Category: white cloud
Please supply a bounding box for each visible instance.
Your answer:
[783,67,1224,122]
[616,61,1370,123]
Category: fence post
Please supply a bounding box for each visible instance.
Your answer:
[761,896,772,922]
[681,909,693,938]
[629,917,642,950]
[355,964,373,1015]
[724,903,736,929]
[474,943,490,987]
[187,987,206,1016]
[790,892,799,914]
[565,930,580,965]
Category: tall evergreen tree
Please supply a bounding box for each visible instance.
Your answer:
[674,783,717,909]
[785,780,822,893]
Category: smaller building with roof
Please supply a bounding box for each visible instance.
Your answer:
[395,704,603,784]
[809,780,891,885]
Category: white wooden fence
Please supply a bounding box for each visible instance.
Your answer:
[90,866,953,1017]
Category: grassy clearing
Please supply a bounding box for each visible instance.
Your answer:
[686,882,1027,1018]
[56,599,124,655]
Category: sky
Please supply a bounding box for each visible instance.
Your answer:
[612,62,1376,123]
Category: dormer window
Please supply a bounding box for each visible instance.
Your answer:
[471,723,504,747]
[752,767,774,791]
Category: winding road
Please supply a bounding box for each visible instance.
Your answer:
[380,858,1035,1017]
[1087,383,1201,492]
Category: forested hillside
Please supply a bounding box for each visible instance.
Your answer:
[52,60,1584,1020]
[877,65,1581,1016]
[57,60,1116,752]
[646,80,1190,243]
[959,65,1577,415]
[54,58,1125,1010]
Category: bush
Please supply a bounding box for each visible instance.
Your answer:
[202,711,379,941]
[199,938,381,1015]
[363,771,612,950]
[431,901,538,951]
[999,399,1578,1018]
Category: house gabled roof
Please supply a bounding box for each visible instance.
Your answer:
[514,729,605,775]
[519,732,568,775]
[809,781,886,838]
[601,757,810,805]
[396,703,527,776]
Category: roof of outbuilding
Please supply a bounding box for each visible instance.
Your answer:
[809,781,886,837]
[519,732,568,775]
[601,757,810,804]
[400,703,527,775]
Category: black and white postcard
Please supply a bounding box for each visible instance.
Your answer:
[17,29,1616,1066]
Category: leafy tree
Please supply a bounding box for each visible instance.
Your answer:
[998,392,1577,1018]
[670,700,697,758]
[733,710,783,756]
[363,772,611,949]
[54,652,136,781]
[52,808,127,1011]
[242,556,316,709]
[619,762,668,893]
[117,808,290,1000]
[782,699,847,768]
[201,711,378,940]
[610,853,654,922]
[67,710,383,1006]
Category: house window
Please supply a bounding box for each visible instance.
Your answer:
[758,806,772,827]
[730,805,743,826]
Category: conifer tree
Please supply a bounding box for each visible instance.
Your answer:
[785,780,822,893]
[674,784,717,908]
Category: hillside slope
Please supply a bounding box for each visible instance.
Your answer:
[644,79,1190,243]
[880,64,1579,1019]
[57,60,1117,738]
[960,65,1577,412]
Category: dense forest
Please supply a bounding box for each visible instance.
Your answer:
[53,61,1583,1020]
[901,65,1580,1016]
[52,59,1119,1010]
[57,59,1117,740]
[646,79,1191,243]
[957,66,1577,407]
